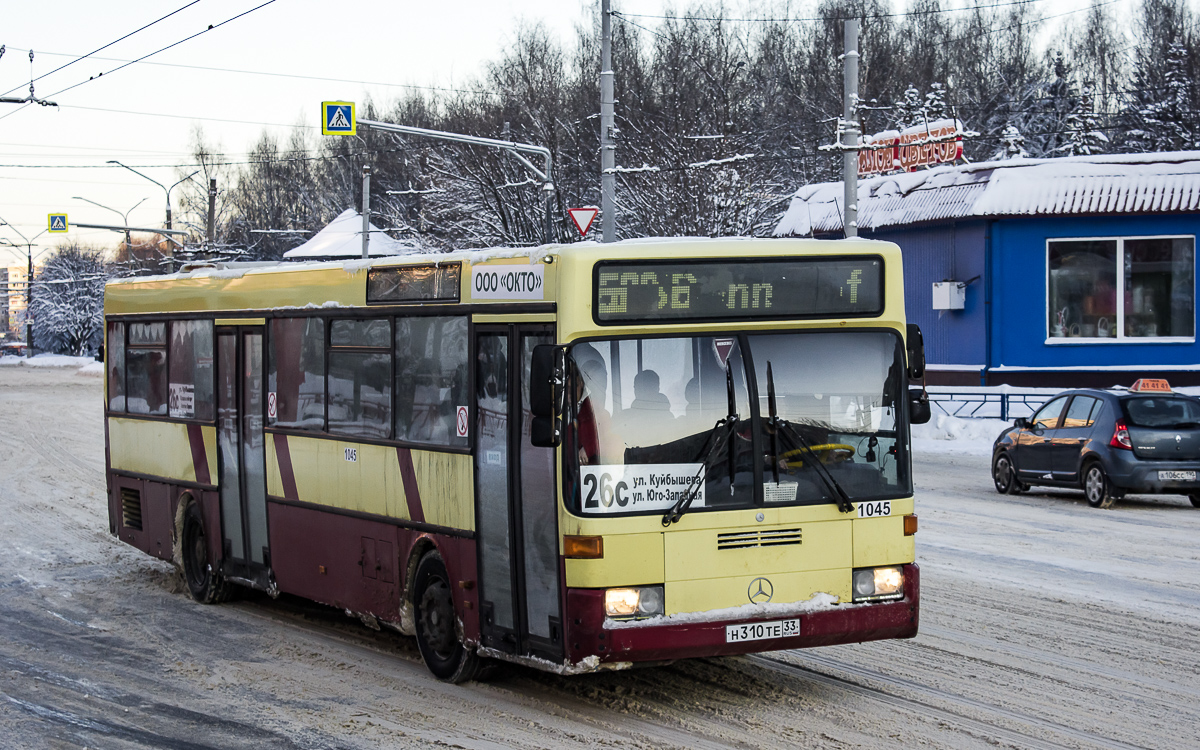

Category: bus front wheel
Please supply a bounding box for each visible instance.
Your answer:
[414,550,489,683]
[179,501,230,604]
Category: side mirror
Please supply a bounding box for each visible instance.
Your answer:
[906,323,925,381]
[1013,417,1029,429]
[909,388,931,425]
[530,344,563,447]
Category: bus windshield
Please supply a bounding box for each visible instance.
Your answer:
[565,330,910,516]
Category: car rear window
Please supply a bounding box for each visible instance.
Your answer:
[1122,397,1200,428]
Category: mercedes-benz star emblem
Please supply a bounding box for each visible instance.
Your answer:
[748,577,774,604]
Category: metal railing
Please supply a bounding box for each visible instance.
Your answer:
[926,391,1051,421]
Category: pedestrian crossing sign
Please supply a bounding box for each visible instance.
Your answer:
[321,101,356,135]
[48,213,69,233]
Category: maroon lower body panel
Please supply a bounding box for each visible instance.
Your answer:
[565,564,920,664]
[108,472,216,565]
[267,500,480,637]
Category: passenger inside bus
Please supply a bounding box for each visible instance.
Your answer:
[571,344,619,465]
[630,370,673,416]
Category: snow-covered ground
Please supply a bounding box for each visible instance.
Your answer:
[0,352,102,373]
[2,367,1198,749]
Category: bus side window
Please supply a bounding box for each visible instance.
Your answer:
[126,322,167,416]
[107,321,125,412]
[268,317,326,431]
[168,320,214,420]
[394,316,468,447]
[328,318,392,439]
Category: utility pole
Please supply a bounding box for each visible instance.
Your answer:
[25,245,32,355]
[361,165,372,259]
[842,19,860,238]
[206,179,217,254]
[600,0,616,243]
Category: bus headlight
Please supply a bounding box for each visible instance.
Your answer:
[852,567,904,602]
[605,585,665,618]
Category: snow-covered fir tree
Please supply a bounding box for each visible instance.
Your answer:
[893,85,924,130]
[1133,41,1195,151]
[923,82,949,121]
[993,124,1030,160]
[1061,83,1109,156]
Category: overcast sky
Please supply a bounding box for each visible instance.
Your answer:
[0,0,1111,264]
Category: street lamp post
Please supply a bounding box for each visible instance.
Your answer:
[72,196,147,254]
[0,217,48,357]
[107,161,199,231]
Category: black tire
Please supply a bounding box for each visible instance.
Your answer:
[413,551,489,683]
[1189,494,1200,509]
[992,452,1024,495]
[1083,462,1117,509]
[180,502,231,603]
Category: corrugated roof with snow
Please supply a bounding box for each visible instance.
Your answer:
[773,151,1200,237]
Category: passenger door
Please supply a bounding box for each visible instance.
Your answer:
[1052,395,1101,483]
[1015,395,1068,482]
[473,324,563,663]
[216,326,272,589]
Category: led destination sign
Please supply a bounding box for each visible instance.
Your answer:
[595,257,883,323]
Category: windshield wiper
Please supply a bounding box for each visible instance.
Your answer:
[767,362,780,485]
[765,362,854,514]
[662,365,739,526]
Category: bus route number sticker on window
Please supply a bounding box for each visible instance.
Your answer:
[857,500,891,518]
[580,464,704,513]
[472,264,544,300]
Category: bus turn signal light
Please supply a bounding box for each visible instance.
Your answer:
[564,535,604,559]
[904,514,918,536]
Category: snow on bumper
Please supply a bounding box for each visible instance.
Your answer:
[565,564,920,665]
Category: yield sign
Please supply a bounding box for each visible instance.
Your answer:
[712,337,736,369]
[567,207,598,237]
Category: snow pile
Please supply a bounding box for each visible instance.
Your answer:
[911,414,1009,456]
[76,362,105,377]
[0,353,97,368]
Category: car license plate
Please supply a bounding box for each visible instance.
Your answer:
[725,618,801,643]
[1158,470,1197,481]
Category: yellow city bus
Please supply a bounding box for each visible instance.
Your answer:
[103,237,928,681]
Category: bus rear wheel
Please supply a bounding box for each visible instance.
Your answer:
[179,502,230,604]
[414,550,489,683]
[1189,494,1200,508]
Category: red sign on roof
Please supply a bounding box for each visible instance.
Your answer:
[1129,378,1171,393]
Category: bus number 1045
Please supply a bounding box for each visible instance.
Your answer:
[857,500,891,518]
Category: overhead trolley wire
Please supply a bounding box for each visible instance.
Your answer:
[2,47,499,99]
[0,0,204,98]
[0,0,278,124]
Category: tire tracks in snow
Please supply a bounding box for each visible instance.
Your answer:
[751,652,1148,750]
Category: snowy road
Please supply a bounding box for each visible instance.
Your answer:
[1,366,1198,749]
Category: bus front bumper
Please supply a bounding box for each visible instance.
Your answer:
[565,564,920,665]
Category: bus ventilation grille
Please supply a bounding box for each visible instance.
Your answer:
[717,528,801,550]
[120,488,143,531]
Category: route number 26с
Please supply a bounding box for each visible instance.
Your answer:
[857,500,891,518]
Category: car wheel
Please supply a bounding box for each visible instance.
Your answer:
[180,502,231,603]
[1189,494,1200,509]
[413,550,490,683]
[1083,463,1117,509]
[992,453,1022,495]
